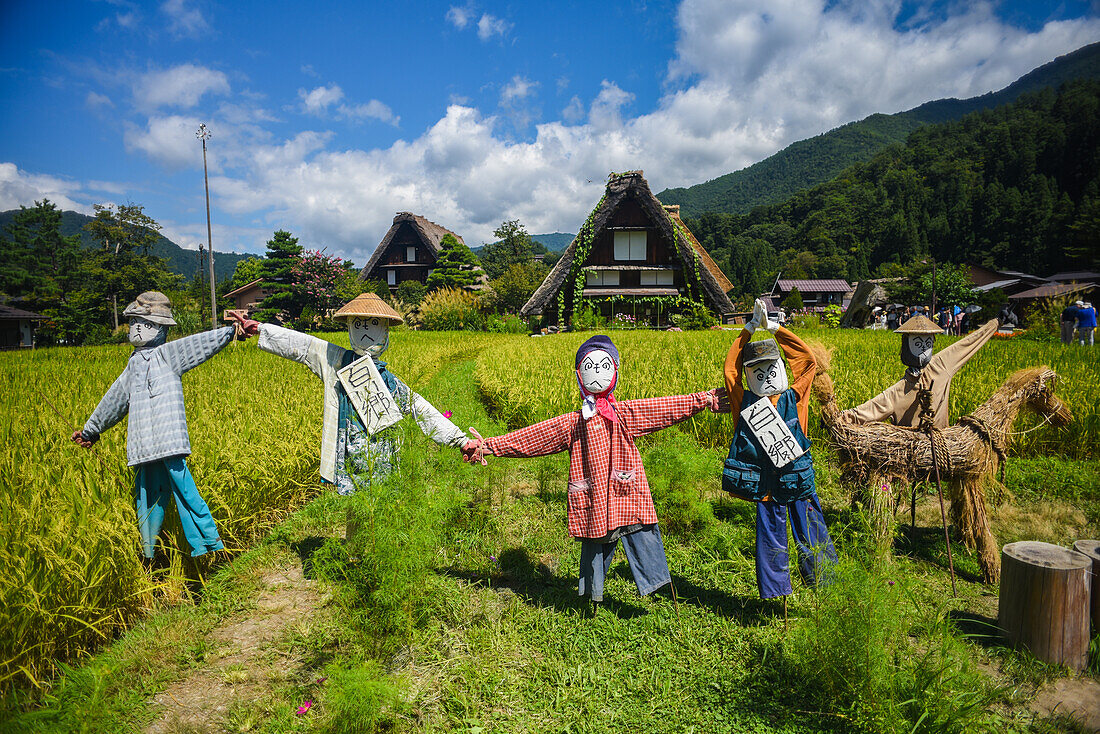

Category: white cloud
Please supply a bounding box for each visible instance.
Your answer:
[477,13,510,40]
[123,115,200,169]
[500,75,537,104]
[132,64,230,111]
[446,4,474,29]
[339,100,399,125]
[588,80,634,130]
[161,0,210,38]
[0,163,93,214]
[298,84,344,114]
[562,95,585,123]
[85,91,114,110]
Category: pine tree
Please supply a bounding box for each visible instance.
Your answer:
[427,234,482,290]
[254,230,304,323]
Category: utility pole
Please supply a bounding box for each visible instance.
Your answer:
[197,123,217,328]
[198,244,207,317]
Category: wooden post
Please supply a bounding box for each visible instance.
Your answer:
[998,541,1092,671]
[1072,539,1100,633]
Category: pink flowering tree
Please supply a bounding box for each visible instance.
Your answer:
[291,250,361,325]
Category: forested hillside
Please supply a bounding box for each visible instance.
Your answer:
[686,80,1100,298]
[660,41,1100,219]
[0,209,253,282]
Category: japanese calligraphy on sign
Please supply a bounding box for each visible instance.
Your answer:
[337,355,402,435]
[740,398,805,468]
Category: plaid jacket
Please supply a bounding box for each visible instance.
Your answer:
[82,327,235,466]
[485,392,715,539]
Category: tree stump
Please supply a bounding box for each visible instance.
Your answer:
[998,541,1092,671]
[1072,539,1100,633]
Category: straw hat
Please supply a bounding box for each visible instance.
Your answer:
[894,313,943,335]
[122,291,176,326]
[332,292,404,325]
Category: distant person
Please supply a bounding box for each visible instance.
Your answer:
[1061,302,1079,345]
[886,309,899,330]
[1076,300,1096,346]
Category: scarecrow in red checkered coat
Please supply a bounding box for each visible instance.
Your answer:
[463,335,724,607]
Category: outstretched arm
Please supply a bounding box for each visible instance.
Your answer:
[77,370,131,445]
[257,323,346,383]
[927,318,998,379]
[617,389,721,437]
[159,327,235,375]
[482,412,578,459]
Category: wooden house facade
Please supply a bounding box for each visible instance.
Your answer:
[521,172,735,327]
[360,212,481,291]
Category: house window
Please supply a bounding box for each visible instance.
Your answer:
[613,231,647,261]
[387,270,396,286]
[407,246,417,262]
[585,270,620,286]
[640,270,674,286]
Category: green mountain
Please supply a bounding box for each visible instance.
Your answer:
[659,41,1100,218]
[529,232,575,251]
[0,208,255,282]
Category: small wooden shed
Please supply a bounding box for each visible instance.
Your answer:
[520,172,734,327]
[0,305,46,348]
[360,212,483,291]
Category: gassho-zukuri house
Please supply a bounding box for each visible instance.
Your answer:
[520,171,735,327]
[360,212,484,291]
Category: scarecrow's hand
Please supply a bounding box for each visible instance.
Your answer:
[227,311,260,338]
[71,430,97,449]
[711,387,730,413]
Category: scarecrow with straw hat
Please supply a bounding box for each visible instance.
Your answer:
[461,334,725,610]
[722,299,837,600]
[839,313,999,430]
[72,291,246,559]
[231,293,473,494]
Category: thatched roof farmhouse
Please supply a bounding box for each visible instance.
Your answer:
[521,171,734,326]
[360,212,483,290]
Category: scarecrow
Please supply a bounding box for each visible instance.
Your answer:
[72,291,242,559]
[462,335,724,607]
[231,293,472,495]
[722,299,836,600]
[840,314,998,430]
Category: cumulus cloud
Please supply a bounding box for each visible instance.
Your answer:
[132,63,230,111]
[124,115,200,169]
[0,163,94,214]
[477,13,511,40]
[446,4,475,29]
[161,0,210,38]
[588,81,634,130]
[298,84,398,125]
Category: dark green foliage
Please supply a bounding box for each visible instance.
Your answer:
[782,287,804,311]
[426,234,482,290]
[489,261,549,313]
[253,230,303,323]
[477,220,540,279]
[395,280,428,307]
[689,80,1100,288]
[659,42,1100,219]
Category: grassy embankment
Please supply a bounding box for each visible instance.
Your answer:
[3,328,1098,732]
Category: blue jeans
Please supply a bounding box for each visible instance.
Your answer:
[578,524,671,601]
[755,493,837,599]
[134,457,224,558]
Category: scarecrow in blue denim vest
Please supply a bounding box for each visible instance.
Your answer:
[722,299,837,599]
[72,291,242,559]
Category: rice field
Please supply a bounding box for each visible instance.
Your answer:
[0,329,501,695]
[1,326,1096,697]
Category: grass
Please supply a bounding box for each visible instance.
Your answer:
[2,329,1098,732]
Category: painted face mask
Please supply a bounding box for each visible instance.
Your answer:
[348,316,390,357]
[578,349,617,395]
[128,317,166,348]
[745,358,789,396]
[901,334,935,374]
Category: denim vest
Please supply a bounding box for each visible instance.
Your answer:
[722,389,816,503]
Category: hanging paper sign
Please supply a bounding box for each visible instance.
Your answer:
[741,398,805,468]
[337,355,402,435]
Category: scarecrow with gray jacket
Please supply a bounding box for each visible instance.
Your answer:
[72,291,243,559]
[723,299,837,600]
[230,293,474,495]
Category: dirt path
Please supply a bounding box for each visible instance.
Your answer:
[144,558,328,733]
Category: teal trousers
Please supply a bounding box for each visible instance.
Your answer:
[134,457,224,558]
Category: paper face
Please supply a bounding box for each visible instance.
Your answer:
[128,318,163,347]
[348,317,390,357]
[745,358,788,396]
[337,354,403,435]
[741,398,805,468]
[902,335,934,371]
[578,349,617,394]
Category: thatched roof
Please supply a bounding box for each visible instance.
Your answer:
[360,212,467,279]
[521,172,736,317]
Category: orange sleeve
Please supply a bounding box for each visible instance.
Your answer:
[774,326,816,433]
[722,328,753,415]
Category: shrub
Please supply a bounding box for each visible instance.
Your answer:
[419,287,484,331]
[571,303,606,331]
[486,313,529,334]
[789,311,821,329]
[395,280,428,307]
[782,287,804,311]
[677,301,717,330]
[822,303,843,328]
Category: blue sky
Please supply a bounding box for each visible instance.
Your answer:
[1,1,1098,266]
